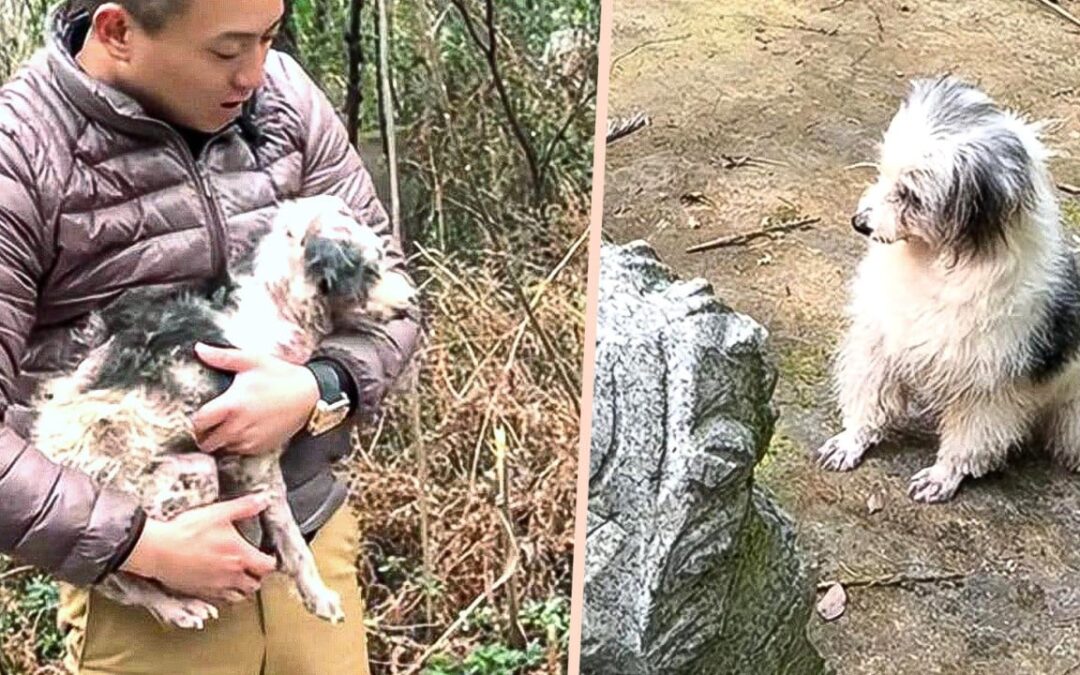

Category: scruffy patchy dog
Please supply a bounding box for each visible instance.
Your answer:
[816,76,1080,503]
[31,195,415,627]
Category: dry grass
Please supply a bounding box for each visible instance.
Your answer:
[344,221,586,673]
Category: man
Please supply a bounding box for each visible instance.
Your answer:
[0,0,419,672]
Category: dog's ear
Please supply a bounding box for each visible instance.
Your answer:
[304,236,373,298]
[943,130,1033,256]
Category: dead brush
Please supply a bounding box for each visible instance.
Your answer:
[339,228,586,673]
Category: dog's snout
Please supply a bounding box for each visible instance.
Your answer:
[851,211,872,236]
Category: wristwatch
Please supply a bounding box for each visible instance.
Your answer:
[304,361,351,436]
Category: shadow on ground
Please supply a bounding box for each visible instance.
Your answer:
[603,1,1080,672]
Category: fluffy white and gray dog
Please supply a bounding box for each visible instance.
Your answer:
[31,195,415,628]
[816,76,1080,503]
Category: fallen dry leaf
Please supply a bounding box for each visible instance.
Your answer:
[866,491,884,514]
[816,582,847,621]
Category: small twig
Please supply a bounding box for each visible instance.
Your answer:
[852,45,873,67]
[1033,0,1080,29]
[409,373,434,639]
[539,82,597,184]
[1058,182,1080,196]
[606,112,651,144]
[612,34,690,67]
[777,20,840,36]
[820,0,851,11]
[494,427,526,648]
[413,241,481,303]
[469,322,527,495]
[0,565,33,581]
[714,153,788,169]
[816,569,967,591]
[845,161,877,170]
[686,216,820,254]
[504,265,581,416]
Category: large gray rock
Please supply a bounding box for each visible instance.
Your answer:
[582,241,825,674]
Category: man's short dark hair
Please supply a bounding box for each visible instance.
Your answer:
[65,0,190,34]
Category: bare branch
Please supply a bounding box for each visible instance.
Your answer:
[449,0,544,203]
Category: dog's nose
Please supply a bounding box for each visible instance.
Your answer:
[851,212,872,236]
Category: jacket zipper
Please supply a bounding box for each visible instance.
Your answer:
[102,113,233,285]
[175,136,228,284]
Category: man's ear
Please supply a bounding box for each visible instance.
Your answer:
[88,3,136,62]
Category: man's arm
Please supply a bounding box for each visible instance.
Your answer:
[280,52,421,423]
[0,135,144,586]
[0,130,277,597]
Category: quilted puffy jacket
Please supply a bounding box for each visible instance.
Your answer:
[0,10,419,585]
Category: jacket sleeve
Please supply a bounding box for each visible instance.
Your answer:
[278,54,421,423]
[0,130,145,585]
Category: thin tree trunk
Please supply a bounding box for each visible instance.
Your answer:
[376,0,402,243]
[344,0,364,144]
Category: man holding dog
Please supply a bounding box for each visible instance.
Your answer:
[0,0,418,671]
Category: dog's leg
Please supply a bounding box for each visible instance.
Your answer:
[96,572,219,630]
[94,451,224,629]
[1043,390,1080,471]
[908,390,1028,503]
[817,327,905,471]
[216,453,267,546]
[243,455,345,623]
[234,449,343,622]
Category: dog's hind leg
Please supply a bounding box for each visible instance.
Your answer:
[1044,388,1080,471]
[817,327,906,471]
[232,453,345,623]
[908,389,1030,503]
[95,573,219,630]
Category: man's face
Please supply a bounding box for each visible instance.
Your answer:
[116,0,284,132]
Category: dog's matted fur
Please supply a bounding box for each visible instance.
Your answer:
[31,194,415,628]
[817,76,1080,503]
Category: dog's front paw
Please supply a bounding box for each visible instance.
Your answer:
[815,431,868,471]
[365,270,416,320]
[907,463,963,503]
[304,586,345,624]
[151,597,220,630]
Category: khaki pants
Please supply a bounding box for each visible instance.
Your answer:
[57,505,369,675]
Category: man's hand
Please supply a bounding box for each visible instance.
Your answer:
[120,493,278,603]
[191,342,320,456]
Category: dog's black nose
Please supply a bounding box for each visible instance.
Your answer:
[851,212,872,236]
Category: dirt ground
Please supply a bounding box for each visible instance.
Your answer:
[602,1,1080,673]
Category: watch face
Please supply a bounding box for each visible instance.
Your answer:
[308,397,350,436]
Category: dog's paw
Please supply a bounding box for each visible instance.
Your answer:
[365,271,416,320]
[304,586,345,624]
[815,431,868,471]
[152,597,220,630]
[907,464,963,503]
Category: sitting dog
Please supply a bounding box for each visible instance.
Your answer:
[816,76,1080,503]
[30,195,415,628]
